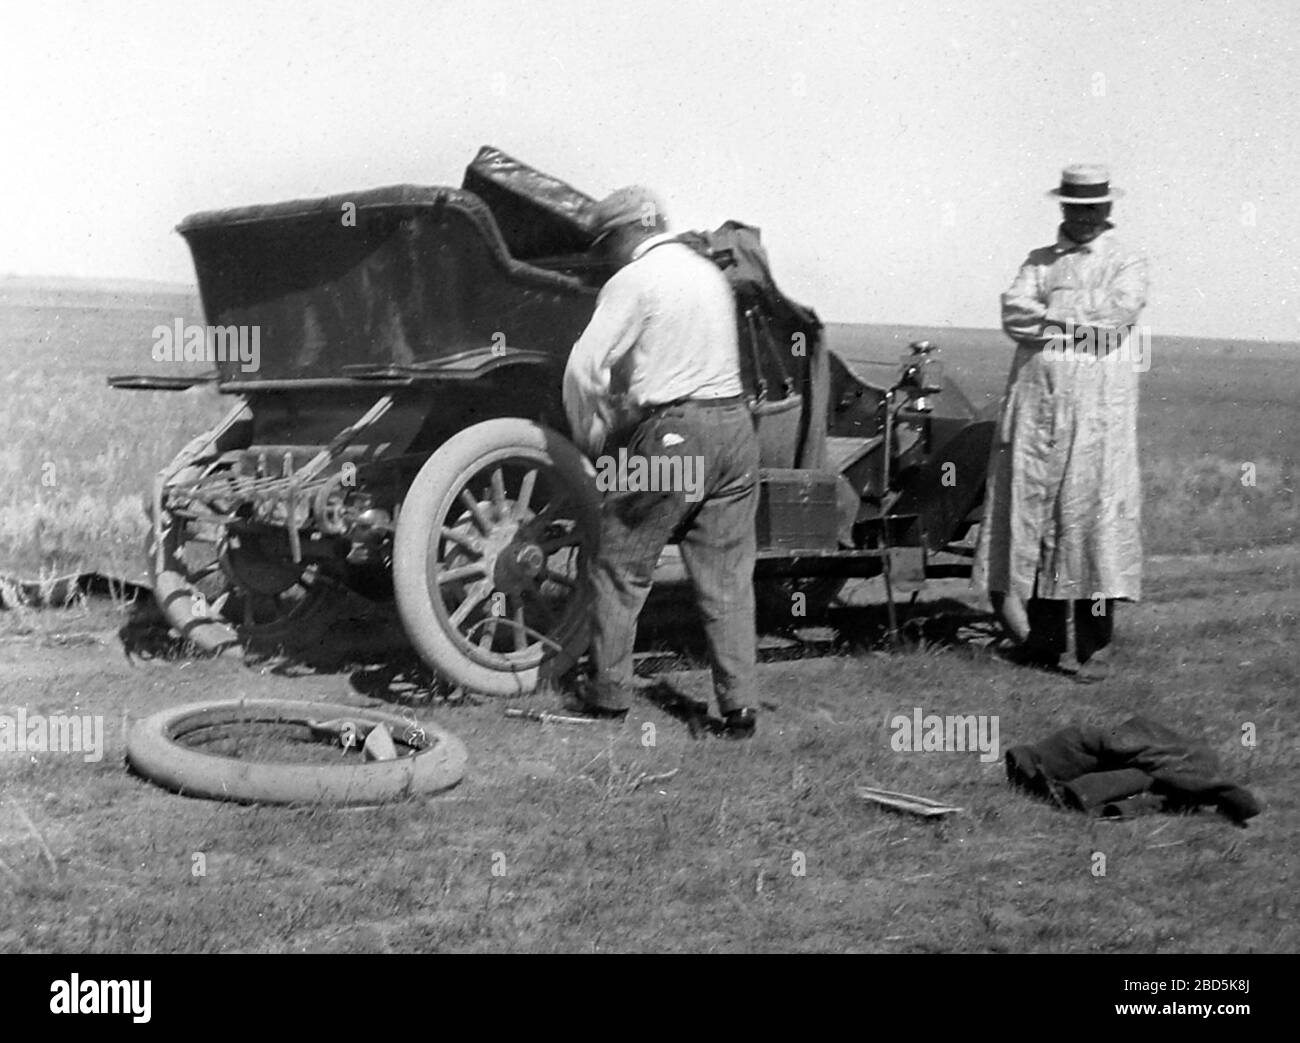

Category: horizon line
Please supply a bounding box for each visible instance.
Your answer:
[1,272,1293,346]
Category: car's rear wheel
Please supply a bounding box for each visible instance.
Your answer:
[149,462,347,655]
[393,419,600,696]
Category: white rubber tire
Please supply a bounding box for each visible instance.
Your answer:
[126,699,467,805]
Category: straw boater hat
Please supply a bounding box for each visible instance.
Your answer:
[1048,164,1124,204]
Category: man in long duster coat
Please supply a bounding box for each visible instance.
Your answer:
[974,165,1149,678]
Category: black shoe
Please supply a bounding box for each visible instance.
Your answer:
[580,701,629,719]
[995,643,1064,672]
[570,676,630,718]
[722,707,757,738]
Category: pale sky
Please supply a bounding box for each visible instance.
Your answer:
[2,0,1297,340]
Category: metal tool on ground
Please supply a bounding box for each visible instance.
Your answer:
[505,707,599,726]
[854,784,963,818]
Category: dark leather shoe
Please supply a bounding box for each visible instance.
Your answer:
[580,701,629,719]
[722,707,757,738]
[996,643,1063,672]
[571,676,630,718]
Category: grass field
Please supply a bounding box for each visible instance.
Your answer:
[1,547,1293,953]
[0,279,221,579]
[0,279,1296,953]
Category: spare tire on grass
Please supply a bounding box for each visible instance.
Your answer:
[126,699,467,805]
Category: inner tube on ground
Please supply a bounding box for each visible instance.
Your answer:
[126,699,467,805]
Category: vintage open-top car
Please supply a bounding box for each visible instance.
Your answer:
[111,146,994,695]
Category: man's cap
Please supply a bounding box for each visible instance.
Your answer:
[587,185,667,238]
[1048,164,1124,204]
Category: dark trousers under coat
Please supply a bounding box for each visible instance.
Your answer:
[1025,595,1115,663]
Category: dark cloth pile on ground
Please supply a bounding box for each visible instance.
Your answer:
[1005,716,1260,823]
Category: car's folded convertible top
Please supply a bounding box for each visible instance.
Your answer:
[461,144,597,260]
[178,178,598,382]
[171,145,828,473]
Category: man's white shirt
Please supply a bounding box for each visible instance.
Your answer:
[563,232,742,457]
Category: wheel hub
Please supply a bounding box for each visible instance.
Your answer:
[492,531,548,594]
[447,499,550,597]
[514,543,545,576]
